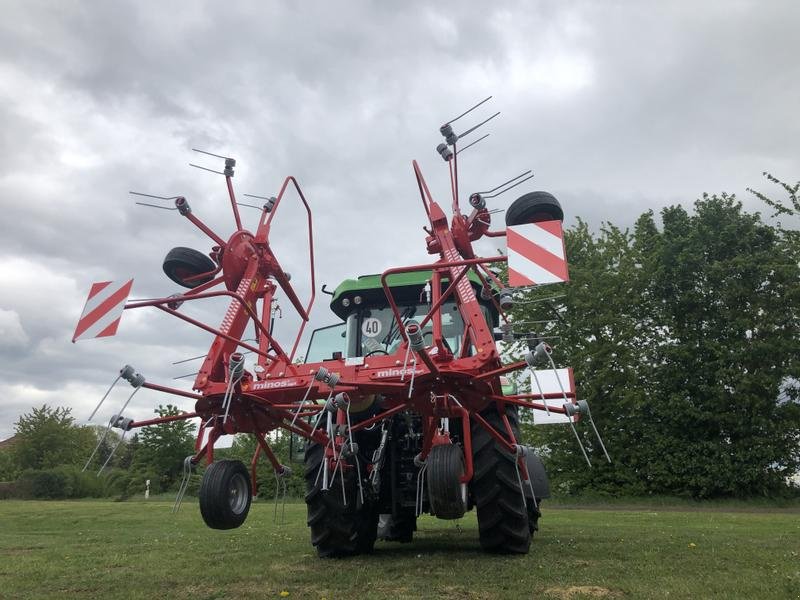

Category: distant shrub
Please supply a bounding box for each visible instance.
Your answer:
[16,466,108,499]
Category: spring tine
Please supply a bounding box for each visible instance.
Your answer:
[565,408,592,467]
[309,392,333,437]
[458,111,500,140]
[88,374,121,422]
[191,148,232,160]
[236,202,265,211]
[96,429,127,476]
[456,133,490,155]
[530,370,551,415]
[478,170,532,195]
[483,173,535,199]
[84,416,116,472]
[173,371,199,380]
[582,402,612,463]
[290,378,317,427]
[134,202,179,211]
[189,163,225,175]
[446,95,493,125]
[129,191,181,200]
[543,353,591,467]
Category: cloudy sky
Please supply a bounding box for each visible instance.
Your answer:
[0,1,798,440]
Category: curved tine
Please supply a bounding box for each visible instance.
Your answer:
[478,170,532,195]
[456,134,489,156]
[457,111,500,139]
[189,163,225,175]
[135,202,178,211]
[445,96,492,125]
[192,148,232,161]
[483,173,535,199]
[129,191,181,200]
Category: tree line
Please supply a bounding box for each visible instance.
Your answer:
[515,174,799,498]
[0,403,305,501]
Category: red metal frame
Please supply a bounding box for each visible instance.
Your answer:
[112,151,575,499]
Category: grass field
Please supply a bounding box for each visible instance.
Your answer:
[0,499,798,599]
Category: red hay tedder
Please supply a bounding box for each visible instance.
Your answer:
[75,98,609,557]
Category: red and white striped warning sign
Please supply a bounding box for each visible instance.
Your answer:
[507,220,569,287]
[72,279,134,342]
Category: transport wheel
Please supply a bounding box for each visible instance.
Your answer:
[426,444,466,519]
[470,405,531,554]
[304,443,378,558]
[199,459,252,530]
[505,191,563,226]
[163,247,216,288]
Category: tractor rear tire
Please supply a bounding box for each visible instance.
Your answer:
[163,247,216,289]
[199,459,252,530]
[304,443,378,558]
[505,191,563,226]
[470,406,531,554]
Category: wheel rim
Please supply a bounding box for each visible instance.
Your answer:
[228,473,249,514]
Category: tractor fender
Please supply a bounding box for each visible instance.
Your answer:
[521,447,550,500]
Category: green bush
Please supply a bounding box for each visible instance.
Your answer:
[16,466,111,499]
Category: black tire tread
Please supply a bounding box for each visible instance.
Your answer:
[304,443,377,558]
[426,444,466,520]
[163,246,216,288]
[505,191,563,226]
[199,459,252,530]
[470,407,531,554]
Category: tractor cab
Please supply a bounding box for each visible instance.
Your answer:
[304,271,499,363]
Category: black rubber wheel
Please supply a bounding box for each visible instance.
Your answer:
[426,444,466,520]
[163,247,216,289]
[199,459,252,530]
[378,508,417,543]
[470,406,531,554]
[304,443,378,558]
[505,191,563,226]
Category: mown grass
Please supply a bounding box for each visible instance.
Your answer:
[0,499,798,599]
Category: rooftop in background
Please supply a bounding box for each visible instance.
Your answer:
[0,436,18,451]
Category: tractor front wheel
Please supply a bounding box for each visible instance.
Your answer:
[199,459,252,530]
[304,443,378,557]
[470,406,531,554]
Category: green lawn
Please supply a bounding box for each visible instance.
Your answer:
[0,499,797,599]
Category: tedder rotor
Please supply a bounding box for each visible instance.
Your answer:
[74,99,610,557]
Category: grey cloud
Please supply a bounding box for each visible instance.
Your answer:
[0,0,798,438]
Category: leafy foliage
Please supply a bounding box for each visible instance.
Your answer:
[11,405,95,471]
[133,404,196,492]
[518,193,800,498]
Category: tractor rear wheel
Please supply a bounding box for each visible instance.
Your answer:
[304,443,378,557]
[470,406,531,554]
[199,459,252,530]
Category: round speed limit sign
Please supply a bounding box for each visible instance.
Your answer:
[361,317,382,338]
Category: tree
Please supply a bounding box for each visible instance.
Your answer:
[220,431,306,498]
[517,194,800,498]
[12,405,95,471]
[133,405,195,491]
